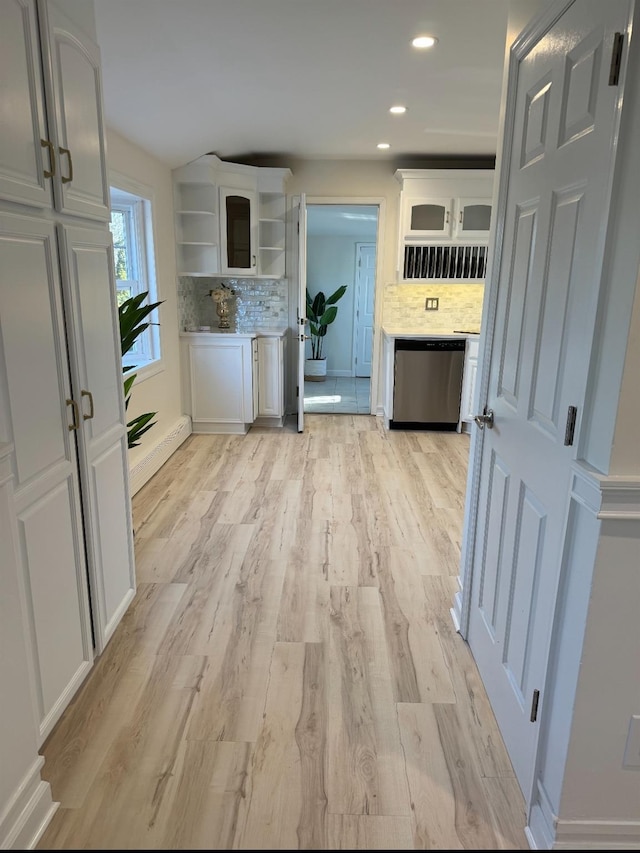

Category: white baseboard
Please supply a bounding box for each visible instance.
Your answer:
[0,756,58,850]
[128,415,191,496]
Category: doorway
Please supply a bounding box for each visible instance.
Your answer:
[303,204,378,415]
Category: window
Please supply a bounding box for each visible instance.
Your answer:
[109,186,161,372]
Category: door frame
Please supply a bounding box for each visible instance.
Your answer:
[352,242,376,382]
[302,197,386,417]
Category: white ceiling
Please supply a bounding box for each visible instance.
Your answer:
[93,0,509,171]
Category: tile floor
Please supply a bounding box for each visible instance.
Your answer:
[304,376,371,414]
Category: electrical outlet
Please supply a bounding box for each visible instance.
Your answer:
[425,297,439,311]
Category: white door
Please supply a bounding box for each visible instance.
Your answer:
[41,1,110,222]
[0,211,94,743]
[353,242,375,378]
[59,223,136,652]
[297,193,307,433]
[465,0,631,801]
[0,0,50,208]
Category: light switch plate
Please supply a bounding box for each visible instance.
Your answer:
[425,297,439,311]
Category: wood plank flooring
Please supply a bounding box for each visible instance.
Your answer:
[37,414,529,850]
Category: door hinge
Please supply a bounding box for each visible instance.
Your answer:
[609,32,624,86]
[296,385,299,397]
[564,405,577,446]
[530,689,540,723]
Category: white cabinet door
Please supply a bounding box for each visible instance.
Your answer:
[40,0,110,221]
[219,186,258,275]
[0,0,51,208]
[460,338,480,426]
[0,211,93,744]
[189,337,254,431]
[257,336,283,417]
[455,197,493,240]
[401,196,453,240]
[59,223,136,651]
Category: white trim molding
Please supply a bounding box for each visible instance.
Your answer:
[128,415,191,496]
[0,756,57,850]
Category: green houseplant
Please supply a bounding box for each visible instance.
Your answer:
[119,291,163,448]
[305,284,348,381]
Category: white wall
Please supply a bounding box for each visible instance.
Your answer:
[105,129,189,495]
[307,235,360,375]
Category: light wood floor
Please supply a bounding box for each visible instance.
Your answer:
[38,414,528,850]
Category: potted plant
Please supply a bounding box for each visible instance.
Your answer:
[305,284,348,381]
[119,291,163,448]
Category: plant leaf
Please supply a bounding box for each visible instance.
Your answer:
[325,284,347,305]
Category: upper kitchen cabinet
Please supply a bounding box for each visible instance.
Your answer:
[395,169,494,281]
[173,154,291,278]
[0,0,110,221]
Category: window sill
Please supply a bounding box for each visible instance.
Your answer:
[123,358,164,385]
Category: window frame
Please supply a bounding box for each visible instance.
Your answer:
[109,174,163,382]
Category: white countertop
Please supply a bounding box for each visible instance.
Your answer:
[181,327,287,338]
[382,326,480,339]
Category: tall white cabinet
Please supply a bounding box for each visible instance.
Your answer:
[0,0,135,769]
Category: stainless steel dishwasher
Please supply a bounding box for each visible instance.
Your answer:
[391,338,465,430]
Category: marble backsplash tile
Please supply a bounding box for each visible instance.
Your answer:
[382,283,485,331]
[178,276,288,332]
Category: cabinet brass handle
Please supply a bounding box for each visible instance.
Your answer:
[459,210,464,224]
[41,139,56,179]
[59,147,73,183]
[81,389,94,420]
[445,210,450,224]
[66,398,80,431]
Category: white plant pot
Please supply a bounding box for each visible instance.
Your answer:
[304,357,327,381]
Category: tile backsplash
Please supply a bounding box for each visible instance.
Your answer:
[178,276,288,332]
[383,283,485,331]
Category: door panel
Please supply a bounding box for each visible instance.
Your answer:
[297,193,306,433]
[467,0,630,800]
[0,0,49,207]
[44,1,110,221]
[0,212,93,742]
[354,242,375,379]
[59,223,136,652]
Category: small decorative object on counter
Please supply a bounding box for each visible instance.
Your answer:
[210,282,237,329]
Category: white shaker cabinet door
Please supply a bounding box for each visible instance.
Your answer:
[0,211,93,744]
[257,336,283,417]
[0,0,51,208]
[58,223,136,652]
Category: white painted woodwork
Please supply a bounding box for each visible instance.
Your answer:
[353,243,375,378]
[0,0,50,208]
[0,211,93,742]
[257,336,284,418]
[465,0,630,805]
[459,337,480,429]
[58,223,135,650]
[183,334,256,433]
[39,0,110,221]
[297,193,307,433]
[172,157,290,278]
[219,186,258,276]
[395,170,494,281]
[0,445,56,850]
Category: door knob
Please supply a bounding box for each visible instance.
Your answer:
[474,406,494,429]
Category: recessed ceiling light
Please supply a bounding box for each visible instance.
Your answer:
[377,142,391,150]
[389,105,407,114]
[412,35,438,49]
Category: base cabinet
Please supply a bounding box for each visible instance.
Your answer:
[181,332,286,433]
[256,335,285,423]
[460,337,480,431]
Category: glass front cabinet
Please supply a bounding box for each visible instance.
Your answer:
[219,186,258,276]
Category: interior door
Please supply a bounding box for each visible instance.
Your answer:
[354,242,375,378]
[297,192,307,433]
[465,0,630,801]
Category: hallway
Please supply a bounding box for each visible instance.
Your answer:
[38,415,527,849]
